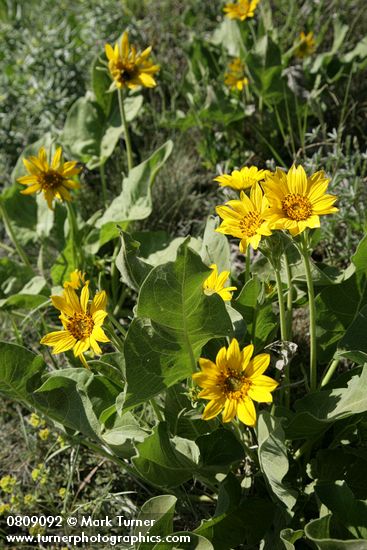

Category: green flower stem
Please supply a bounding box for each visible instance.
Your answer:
[320,358,339,388]
[274,267,290,406]
[0,200,34,270]
[284,253,293,339]
[118,89,133,173]
[65,201,79,269]
[300,232,317,392]
[99,163,108,207]
[245,246,251,283]
[274,268,287,342]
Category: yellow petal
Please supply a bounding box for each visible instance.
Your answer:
[222,399,237,423]
[90,290,107,313]
[51,295,74,317]
[93,326,110,343]
[80,283,89,313]
[237,397,256,426]
[202,398,225,420]
[52,147,62,170]
[245,353,270,378]
[73,338,90,356]
[92,309,108,326]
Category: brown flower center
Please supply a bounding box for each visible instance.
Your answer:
[239,211,262,237]
[67,313,94,340]
[39,170,64,190]
[282,193,312,221]
[112,60,138,85]
[220,369,251,400]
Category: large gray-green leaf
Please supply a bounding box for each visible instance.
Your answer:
[132,422,198,488]
[61,94,143,169]
[280,528,304,550]
[96,140,173,246]
[285,366,367,439]
[315,482,367,540]
[257,411,297,516]
[116,230,153,291]
[123,242,232,409]
[194,498,275,550]
[136,495,177,550]
[305,515,367,550]
[0,342,46,405]
[200,216,230,272]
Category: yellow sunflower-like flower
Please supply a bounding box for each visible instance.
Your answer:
[294,31,316,59]
[63,270,88,290]
[215,165,269,191]
[224,58,248,91]
[223,0,260,21]
[203,264,237,301]
[262,165,338,236]
[40,283,110,367]
[17,146,81,210]
[216,183,272,252]
[193,338,278,426]
[105,31,159,90]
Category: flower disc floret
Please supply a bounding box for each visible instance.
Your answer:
[262,164,338,236]
[193,338,278,426]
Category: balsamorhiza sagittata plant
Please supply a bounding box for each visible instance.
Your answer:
[41,281,109,368]
[224,58,248,91]
[262,164,338,236]
[223,0,260,21]
[193,338,278,426]
[294,31,316,58]
[105,31,160,91]
[17,146,81,210]
[203,264,237,301]
[215,165,268,191]
[216,183,272,251]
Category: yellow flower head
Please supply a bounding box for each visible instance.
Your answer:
[215,165,269,191]
[223,0,260,21]
[294,31,316,59]
[28,413,44,428]
[216,183,272,252]
[203,264,237,301]
[262,165,338,236]
[224,58,248,91]
[0,503,11,515]
[0,475,16,493]
[17,146,81,210]
[193,338,278,426]
[40,282,110,367]
[38,428,50,441]
[63,270,88,289]
[105,31,160,90]
[24,494,34,506]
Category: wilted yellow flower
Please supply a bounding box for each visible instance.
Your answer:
[193,338,278,426]
[224,58,248,91]
[40,282,110,367]
[63,270,88,289]
[215,166,268,191]
[262,165,338,236]
[0,475,16,493]
[17,146,81,210]
[203,264,237,301]
[105,31,159,90]
[216,183,272,252]
[223,0,259,21]
[294,31,316,58]
[38,428,50,441]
